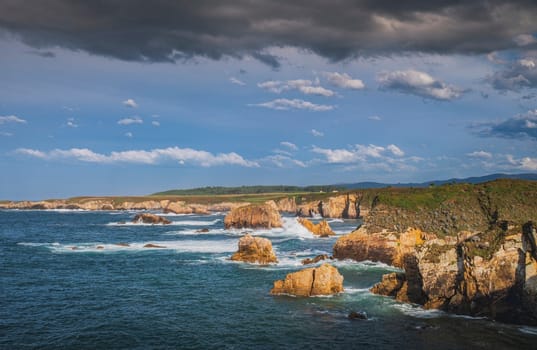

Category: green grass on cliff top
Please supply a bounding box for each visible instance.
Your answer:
[368,179,537,211]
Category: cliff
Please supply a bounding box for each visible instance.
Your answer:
[333,179,537,324]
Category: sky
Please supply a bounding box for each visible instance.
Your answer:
[1,0,537,200]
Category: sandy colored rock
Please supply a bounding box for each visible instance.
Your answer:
[132,213,171,225]
[165,201,192,214]
[298,218,335,237]
[224,203,282,229]
[275,197,297,213]
[230,234,277,264]
[270,263,343,297]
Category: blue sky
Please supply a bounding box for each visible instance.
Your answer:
[1,1,537,200]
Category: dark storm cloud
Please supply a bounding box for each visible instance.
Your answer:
[489,57,537,91]
[1,0,537,66]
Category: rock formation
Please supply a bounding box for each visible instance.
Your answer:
[270,263,344,296]
[333,180,537,324]
[301,254,329,265]
[132,213,172,225]
[296,193,362,219]
[224,203,282,229]
[230,234,278,264]
[275,197,297,213]
[298,218,335,237]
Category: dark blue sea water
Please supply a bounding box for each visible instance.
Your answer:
[2,210,537,349]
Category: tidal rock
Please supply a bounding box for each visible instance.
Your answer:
[96,246,104,250]
[370,272,407,298]
[275,197,297,213]
[132,213,171,225]
[143,243,166,248]
[115,242,130,247]
[348,311,367,320]
[301,254,329,265]
[165,201,192,214]
[270,263,344,297]
[224,204,282,229]
[196,228,210,233]
[298,218,335,237]
[230,234,278,264]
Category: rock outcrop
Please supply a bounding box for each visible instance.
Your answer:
[224,203,282,229]
[301,254,329,265]
[230,234,278,264]
[270,263,344,297]
[297,193,362,219]
[132,213,172,225]
[275,197,297,213]
[334,180,537,324]
[298,218,335,237]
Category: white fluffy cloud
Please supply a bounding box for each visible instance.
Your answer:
[311,129,324,137]
[312,144,407,164]
[377,69,463,100]
[280,141,298,151]
[152,121,160,127]
[123,99,138,108]
[124,132,133,138]
[324,72,365,90]
[252,99,334,111]
[0,115,27,124]
[230,77,246,86]
[66,118,78,128]
[15,146,259,167]
[513,34,537,46]
[257,79,334,97]
[507,154,537,171]
[117,116,143,125]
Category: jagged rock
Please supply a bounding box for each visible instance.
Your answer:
[333,227,429,267]
[230,234,278,264]
[275,197,297,213]
[298,218,335,237]
[132,213,171,225]
[348,311,367,320]
[207,202,250,212]
[270,263,343,296]
[297,194,361,218]
[302,254,329,265]
[224,204,282,229]
[143,243,167,248]
[370,272,407,298]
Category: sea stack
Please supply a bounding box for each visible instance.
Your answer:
[270,264,343,297]
[230,234,278,264]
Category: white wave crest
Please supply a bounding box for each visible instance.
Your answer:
[18,239,236,254]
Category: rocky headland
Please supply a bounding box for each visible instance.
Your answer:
[333,180,537,324]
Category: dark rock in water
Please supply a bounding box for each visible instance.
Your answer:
[70,246,79,250]
[96,246,104,250]
[132,213,171,225]
[117,221,126,225]
[348,311,367,320]
[301,254,328,265]
[197,228,210,233]
[115,242,130,247]
[143,243,167,248]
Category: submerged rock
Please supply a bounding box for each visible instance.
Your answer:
[132,213,171,225]
[270,263,343,297]
[348,311,367,320]
[224,204,282,229]
[230,234,278,264]
[196,228,210,233]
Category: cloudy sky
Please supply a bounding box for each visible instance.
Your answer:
[1,0,537,199]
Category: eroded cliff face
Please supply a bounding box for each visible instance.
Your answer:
[297,193,364,219]
[333,180,537,324]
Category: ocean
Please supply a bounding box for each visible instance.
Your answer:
[2,210,537,349]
